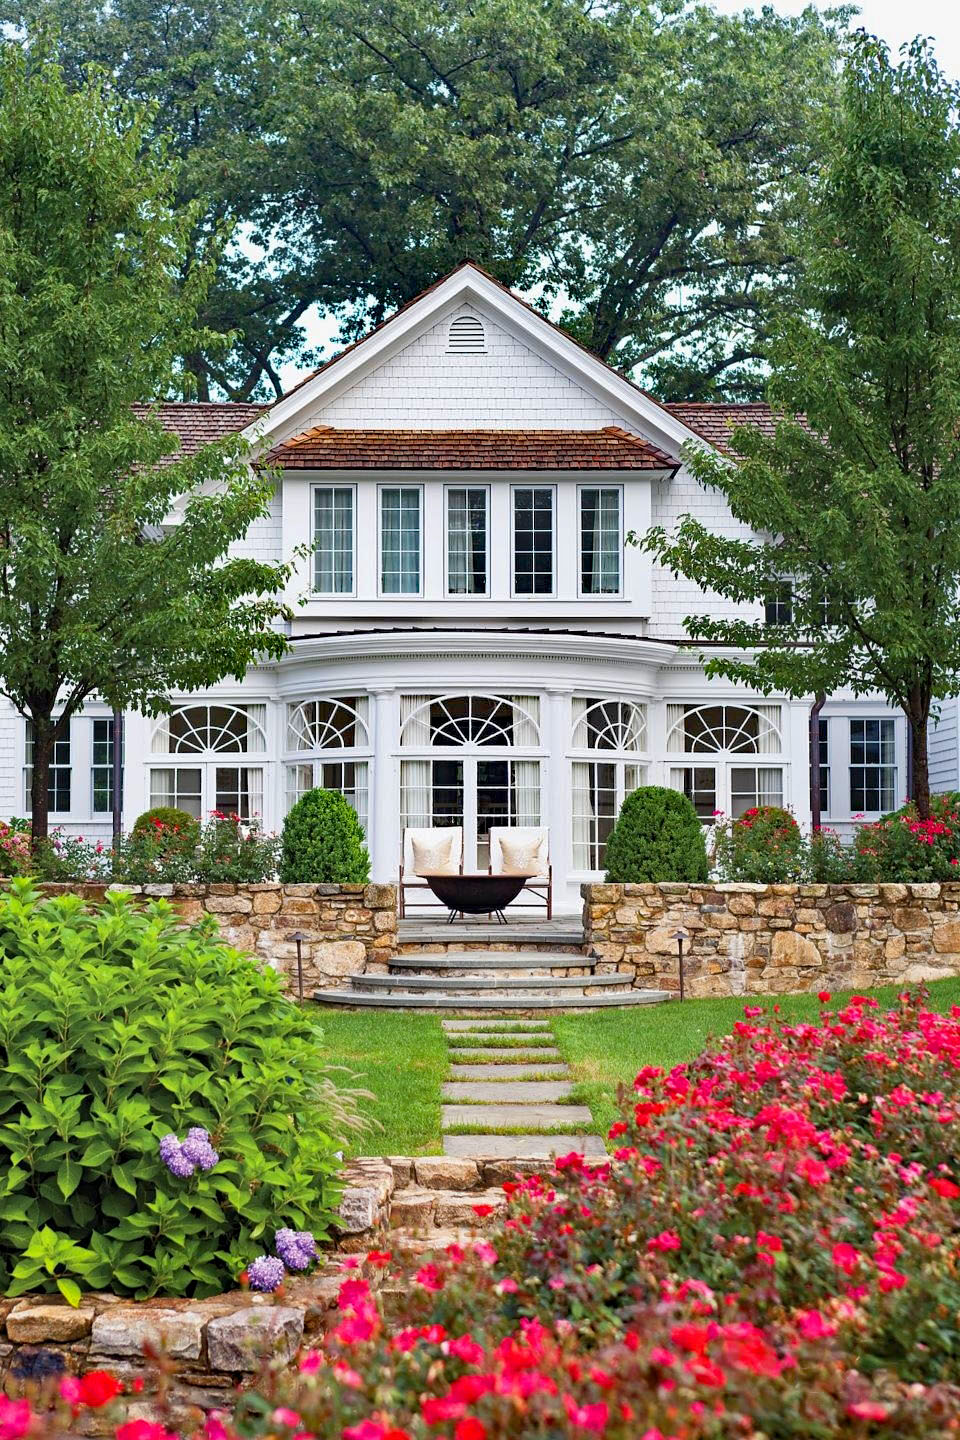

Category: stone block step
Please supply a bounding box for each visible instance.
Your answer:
[446,1032,559,1046]
[450,1047,564,1062]
[442,1081,574,1102]
[443,1134,608,1159]
[442,1102,595,1130]
[392,952,593,972]
[397,923,583,948]
[449,1063,570,1080]
[350,973,631,993]
[388,1187,506,1228]
[443,1019,553,1031]
[313,990,669,1011]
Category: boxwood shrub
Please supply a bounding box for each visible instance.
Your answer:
[604,785,708,882]
[130,805,200,857]
[0,881,348,1300]
[280,787,370,883]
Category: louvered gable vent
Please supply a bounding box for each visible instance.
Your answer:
[447,313,485,353]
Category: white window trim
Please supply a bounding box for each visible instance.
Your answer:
[576,483,624,599]
[310,482,357,598]
[848,716,898,816]
[510,483,557,599]
[377,482,424,598]
[443,483,490,598]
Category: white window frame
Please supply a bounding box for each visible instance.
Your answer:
[282,693,372,831]
[147,701,269,822]
[378,483,424,597]
[577,483,623,598]
[444,483,490,597]
[849,717,897,815]
[24,718,72,816]
[511,484,557,598]
[311,483,357,597]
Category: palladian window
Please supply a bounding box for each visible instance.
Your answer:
[666,702,783,819]
[149,703,267,820]
[284,696,370,830]
[570,698,648,872]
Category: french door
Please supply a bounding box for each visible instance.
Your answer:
[401,755,541,870]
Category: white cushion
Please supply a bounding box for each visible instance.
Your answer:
[498,835,543,875]
[490,826,548,876]
[410,831,460,876]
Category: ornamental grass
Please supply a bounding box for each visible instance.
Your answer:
[9,990,960,1438]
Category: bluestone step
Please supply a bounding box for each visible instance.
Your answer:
[448,1063,570,1080]
[442,1103,595,1130]
[443,1134,607,1159]
[392,951,593,972]
[449,1047,564,1061]
[442,1081,574,1103]
[350,973,631,992]
[314,989,668,1010]
[443,1018,552,1031]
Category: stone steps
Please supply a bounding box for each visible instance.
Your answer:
[390,950,595,973]
[350,972,632,993]
[314,986,667,1010]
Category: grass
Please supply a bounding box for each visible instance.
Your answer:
[551,977,960,1139]
[319,1011,447,1157]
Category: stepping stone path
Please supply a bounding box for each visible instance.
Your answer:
[440,1019,606,1158]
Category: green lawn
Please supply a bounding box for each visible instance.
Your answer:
[553,978,960,1138]
[319,980,960,1155]
[319,1011,447,1157]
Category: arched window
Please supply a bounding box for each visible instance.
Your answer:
[447,314,485,354]
[665,702,783,820]
[400,694,541,748]
[569,697,648,872]
[283,696,370,830]
[149,703,267,820]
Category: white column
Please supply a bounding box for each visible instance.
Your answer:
[368,687,398,881]
[544,687,573,908]
[646,694,668,788]
[788,699,813,832]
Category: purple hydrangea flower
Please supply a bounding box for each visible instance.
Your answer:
[275,1228,317,1272]
[182,1127,219,1172]
[247,1255,285,1293]
[159,1133,195,1178]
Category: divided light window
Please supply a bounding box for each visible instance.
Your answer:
[380,486,422,595]
[92,718,124,814]
[579,487,622,595]
[446,487,488,595]
[850,718,896,813]
[313,486,354,594]
[513,487,554,595]
[24,720,71,813]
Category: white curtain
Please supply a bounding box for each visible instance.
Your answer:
[399,695,432,831]
[509,695,540,747]
[512,761,541,827]
[757,767,783,805]
[571,760,593,870]
[354,695,370,748]
[150,768,174,806]
[571,696,589,748]
[245,704,266,753]
[245,766,264,820]
[151,715,171,754]
[447,490,469,593]
[755,704,781,755]
[668,765,688,794]
[665,704,686,753]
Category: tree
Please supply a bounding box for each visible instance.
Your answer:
[0,47,292,841]
[637,37,960,819]
[4,0,845,400]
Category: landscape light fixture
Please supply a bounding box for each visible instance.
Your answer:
[671,928,690,1002]
[286,931,310,1001]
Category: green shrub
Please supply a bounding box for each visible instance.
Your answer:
[712,805,806,882]
[604,785,708,882]
[0,880,350,1300]
[853,794,960,880]
[130,806,200,857]
[193,813,280,883]
[280,788,370,884]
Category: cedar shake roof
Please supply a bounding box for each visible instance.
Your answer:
[264,425,678,471]
[134,402,268,460]
[664,402,779,451]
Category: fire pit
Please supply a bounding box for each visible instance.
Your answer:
[421,872,531,923]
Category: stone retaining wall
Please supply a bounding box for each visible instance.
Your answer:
[14,882,398,992]
[0,1154,522,1433]
[582,881,960,997]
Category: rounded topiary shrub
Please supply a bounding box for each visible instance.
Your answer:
[0,880,348,1300]
[604,785,708,882]
[280,787,370,884]
[130,805,200,857]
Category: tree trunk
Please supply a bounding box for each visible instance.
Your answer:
[906,690,932,819]
[29,719,52,847]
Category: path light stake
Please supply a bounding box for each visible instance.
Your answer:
[671,928,689,1002]
[286,931,310,1002]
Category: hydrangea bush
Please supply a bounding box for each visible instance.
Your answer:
[0,882,351,1300]
[14,989,960,1439]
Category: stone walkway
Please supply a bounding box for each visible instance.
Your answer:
[440,1019,607,1158]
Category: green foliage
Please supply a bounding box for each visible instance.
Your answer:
[193,815,281,884]
[638,38,960,816]
[6,0,843,401]
[131,808,201,857]
[0,880,349,1299]
[853,797,960,882]
[604,786,708,883]
[280,789,370,885]
[0,46,294,838]
[712,805,806,883]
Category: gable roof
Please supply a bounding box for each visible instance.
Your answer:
[264,425,678,471]
[135,401,267,461]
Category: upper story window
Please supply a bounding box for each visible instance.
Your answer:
[24,720,71,813]
[446,486,488,595]
[314,485,354,594]
[850,718,896,812]
[579,486,622,595]
[513,486,554,595]
[380,485,422,595]
[447,314,485,353]
[764,582,792,626]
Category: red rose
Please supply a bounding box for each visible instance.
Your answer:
[77,1370,123,1408]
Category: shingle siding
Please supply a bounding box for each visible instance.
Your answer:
[929,699,959,794]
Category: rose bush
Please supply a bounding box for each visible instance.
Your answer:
[10,989,960,1438]
[711,804,806,882]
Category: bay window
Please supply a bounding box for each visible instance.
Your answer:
[149,703,267,821]
[666,702,784,820]
[284,696,370,831]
